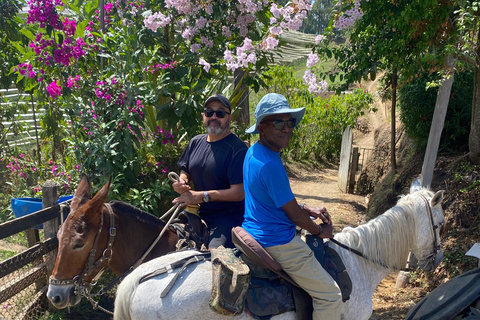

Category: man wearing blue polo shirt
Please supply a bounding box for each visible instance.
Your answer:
[242,93,341,320]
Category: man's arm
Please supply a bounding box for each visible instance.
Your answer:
[282,199,333,238]
[172,183,245,206]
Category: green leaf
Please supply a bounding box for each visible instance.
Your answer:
[20,29,35,41]
[84,0,99,18]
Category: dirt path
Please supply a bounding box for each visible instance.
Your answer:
[289,164,419,320]
[287,79,423,319]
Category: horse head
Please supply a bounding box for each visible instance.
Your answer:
[410,187,445,272]
[47,175,111,309]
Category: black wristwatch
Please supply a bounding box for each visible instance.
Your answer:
[202,191,210,203]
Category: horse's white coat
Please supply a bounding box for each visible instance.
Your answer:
[114,188,445,320]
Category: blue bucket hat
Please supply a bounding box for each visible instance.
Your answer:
[246,93,305,134]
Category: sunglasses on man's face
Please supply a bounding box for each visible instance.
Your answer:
[204,109,231,118]
[262,118,297,130]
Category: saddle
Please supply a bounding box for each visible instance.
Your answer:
[169,208,209,250]
[231,226,352,320]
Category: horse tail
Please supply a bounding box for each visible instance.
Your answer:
[114,270,141,320]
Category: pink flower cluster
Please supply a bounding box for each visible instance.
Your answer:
[145,0,312,72]
[13,63,37,79]
[144,61,177,73]
[29,31,86,68]
[128,100,145,120]
[114,0,144,25]
[335,0,365,30]
[5,155,30,178]
[63,17,76,37]
[66,75,81,89]
[224,37,257,71]
[29,33,55,66]
[155,161,169,174]
[315,35,326,45]
[26,0,64,29]
[303,70,328,94]
[144,11,171,31]
[46,80,62,99]
[53,37,86,66]
[153,126,175,145]
[306,52,319,68]
[165,0,194,15]
[95,78,126,104]
[199,58,210,72]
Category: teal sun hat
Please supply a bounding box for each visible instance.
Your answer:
[246,93,305,134]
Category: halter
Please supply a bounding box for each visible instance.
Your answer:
[331,192,441,270]
[49,203,116,314]
[48,194,184,315]
[418,194,442,266]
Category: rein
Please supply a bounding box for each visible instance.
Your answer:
[330,192,440,271]
[50,172,186,315]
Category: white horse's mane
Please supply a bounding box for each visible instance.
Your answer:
[334,189,433,270]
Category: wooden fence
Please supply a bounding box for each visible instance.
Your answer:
[0,182,66,320]
[338,126,386,194]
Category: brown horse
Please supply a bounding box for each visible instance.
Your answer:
[46,175,180,309]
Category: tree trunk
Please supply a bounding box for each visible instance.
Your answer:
[420,55,456,187]
[233,69,250,130]
[391,67,397,170]
[469,30,480,164]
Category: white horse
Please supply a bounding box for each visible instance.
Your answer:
[113,185,445,320]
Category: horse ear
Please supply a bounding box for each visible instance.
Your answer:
[71,174,91,211]
[430,190,445,208]
[89,177,111,213]
[410,177,422,193]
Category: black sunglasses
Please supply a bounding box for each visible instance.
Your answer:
[204,109,231,118]
[262,118,297,130]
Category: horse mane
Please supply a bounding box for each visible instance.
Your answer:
[109,200,166,227]
[335,189,434,270]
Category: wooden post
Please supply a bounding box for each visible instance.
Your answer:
[420,55,456,188]
[338,126,353,193]
[233,68,250,142]
[42,180,59,277]
[25,229,40,247]
[348,147,359,194]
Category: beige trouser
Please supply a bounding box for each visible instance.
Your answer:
[265,235,342,320]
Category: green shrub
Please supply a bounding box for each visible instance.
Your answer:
[399,71,473,152]
[259,66,374,161]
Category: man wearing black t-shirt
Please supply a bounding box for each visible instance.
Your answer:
[172,94,247,249]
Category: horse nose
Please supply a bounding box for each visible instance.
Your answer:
[47,285,72,309]
[47,291,67,308]
[49,293,62,304]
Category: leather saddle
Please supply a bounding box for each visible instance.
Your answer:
[231,226,352,319]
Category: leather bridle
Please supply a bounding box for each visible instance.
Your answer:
[418,194,442,266]
[49,203,116,314]
[48,199,184,314]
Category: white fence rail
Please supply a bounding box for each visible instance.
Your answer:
[1,88,43,148]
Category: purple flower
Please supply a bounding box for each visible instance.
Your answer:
[46,81,62,99]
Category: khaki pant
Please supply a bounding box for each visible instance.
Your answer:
[265,235,342,320]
